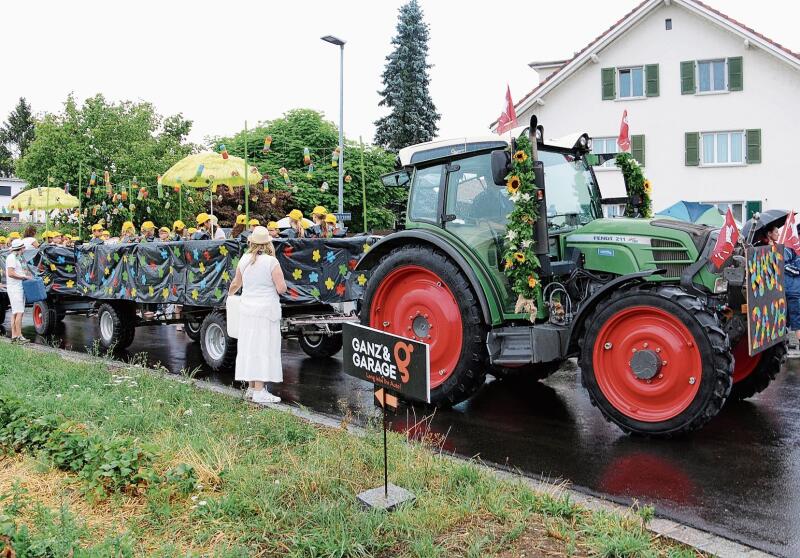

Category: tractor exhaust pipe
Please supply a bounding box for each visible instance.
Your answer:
[529,116,551,278]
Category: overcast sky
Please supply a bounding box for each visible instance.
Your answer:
[2,0,797,147]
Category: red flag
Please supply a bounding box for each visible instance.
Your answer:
[778,210,800,255]
[710,208,740,269]
[496,85,518,134]
[617,110,630,152]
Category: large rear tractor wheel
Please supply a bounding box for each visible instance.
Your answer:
[200,311,237,372]
[579,286,732,437]
[33,300,58,336]
[299,329,343,358]
[361,245,487,407]
[728,338,786,401]
[97,303,136,350]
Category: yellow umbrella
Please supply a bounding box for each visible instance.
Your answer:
[160,152,262,190]
[9,187,80,211]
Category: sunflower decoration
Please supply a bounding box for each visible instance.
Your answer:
[643,179,653,195]
[502,133,542,322]
[506,175,521,195]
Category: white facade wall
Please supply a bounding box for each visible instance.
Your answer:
[0,177,26,219]
[516,3,800,219]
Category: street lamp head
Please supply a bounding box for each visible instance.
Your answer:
[321,35,346,47]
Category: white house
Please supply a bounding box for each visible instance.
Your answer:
[0,177,26,222]
[494,0,800,222]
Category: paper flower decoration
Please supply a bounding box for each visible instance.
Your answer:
[262,135,272,153]
[220,144,229,159]
[303,147,311,166]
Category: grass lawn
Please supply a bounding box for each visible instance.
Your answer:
[0,342,701,557]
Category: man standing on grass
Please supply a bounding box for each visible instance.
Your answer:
[4,239,32,344]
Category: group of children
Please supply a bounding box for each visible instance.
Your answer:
[1,205,343,249]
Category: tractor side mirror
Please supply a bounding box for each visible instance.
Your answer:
[491,150,512,186]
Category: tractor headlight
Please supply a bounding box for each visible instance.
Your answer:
[714,277,729,294]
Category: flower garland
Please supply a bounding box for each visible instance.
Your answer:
[614,152,652,218]
[502,133,542,321]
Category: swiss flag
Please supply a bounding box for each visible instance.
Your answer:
[617,110,630,152]
[710,208,740,269]
[778,210,800,255]
[496,85,519,134]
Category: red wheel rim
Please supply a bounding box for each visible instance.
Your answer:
[592,306,702,422]
[732,337,761,383]
[33,304,43,328]
[370,265,462,389]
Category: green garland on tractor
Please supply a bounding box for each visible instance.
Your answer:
[614,152,653,218]
[502,133,542,321]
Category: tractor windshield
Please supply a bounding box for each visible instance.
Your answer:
[539,149,600,229]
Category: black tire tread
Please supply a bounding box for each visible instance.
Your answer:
[200,311,237,372]
[729,342,787,401]
[299,332,343,359]
[97,302,136,350]
[578,284,732,437]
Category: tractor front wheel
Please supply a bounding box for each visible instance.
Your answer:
[361,245,487,407]
[580,286,732,437]
[728,338,786,401]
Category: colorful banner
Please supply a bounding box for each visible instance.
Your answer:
[745,244,787,355]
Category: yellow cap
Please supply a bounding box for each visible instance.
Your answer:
[312,205,328,216]
[91,223,104,231]
[248,218,260,226]
[325,213,337,224]
[122,221,135,232]
[51,231,62,237]
[8,232,21,239]
[141,221,155,231]
[196,213,211,225]
[159,226,170,233]
[288,209,303,221]
[267,221,278,230]
[101,230,110,237]
[0,236,6,243]
[173,220,186,230]
[187,227,197,234]
[235,214,248,225]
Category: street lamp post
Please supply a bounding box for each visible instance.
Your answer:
[321,35,346,215]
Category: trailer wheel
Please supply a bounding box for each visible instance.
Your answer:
[362,245,487,407]
[97,303,136,350]
[579,285,732,437]
[728,338,786,401]
[200,311,237,372]
[184,315,204,343]
[33,300,58,336]
[299,330,343,358]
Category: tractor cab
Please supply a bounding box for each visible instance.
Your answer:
[382,126,604,317]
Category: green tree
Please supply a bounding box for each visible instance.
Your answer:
[212,109,402,232]
[0,97,35,176]
[15,94,201,237]
[374,0,440,151]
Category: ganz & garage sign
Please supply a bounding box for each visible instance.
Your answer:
[343,323,430,404]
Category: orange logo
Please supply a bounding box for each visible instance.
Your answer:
[393,342,413,384]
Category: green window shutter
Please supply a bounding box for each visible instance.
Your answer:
[680,61,696,94]
[631,135,646,166]
[645,64,659,97]
[746,129,761,164]
[728,57,743,91]
[685,132,699,166]
[601,68,616,100]
[746,201,762,219]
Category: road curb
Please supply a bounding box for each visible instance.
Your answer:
[3,339,777,558]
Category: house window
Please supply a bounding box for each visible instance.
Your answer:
[698,59,726,92]
[592,137,619,168]
[700,131,746,166]
[618,67,644,98]
[665,18,672,30]
[704,201,744,223]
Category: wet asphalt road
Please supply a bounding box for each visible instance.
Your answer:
[6,314,800,557]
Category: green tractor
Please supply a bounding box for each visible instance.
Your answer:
[358,117,786,437]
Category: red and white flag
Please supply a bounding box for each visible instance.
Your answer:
[778,210,800,255]
[496,85,519,134]
[617,110,630,152]
[710,208,740,269]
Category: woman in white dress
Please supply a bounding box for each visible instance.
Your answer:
[228,226,287,404]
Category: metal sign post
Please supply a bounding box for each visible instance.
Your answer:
[343,323,430,510]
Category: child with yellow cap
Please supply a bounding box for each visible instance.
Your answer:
[158,226,171,241]
[120,221,137,243]
[140,221,156,242]
[172,220,186,241]
[248,218,260,231]
[310,205,327,237]
[231,214,248,239]
[89,223,105,244]
[267,221,280,238]
[284,209,306,239]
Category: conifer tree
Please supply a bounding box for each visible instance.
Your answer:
[374,0,440,151]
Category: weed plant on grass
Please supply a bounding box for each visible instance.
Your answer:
[0,343,699,557]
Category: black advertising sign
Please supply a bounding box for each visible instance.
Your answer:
[343,323,430,404]
[745,244,787,356]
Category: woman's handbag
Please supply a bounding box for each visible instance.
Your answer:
[22,277,47,303]
[226,295,241,338]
